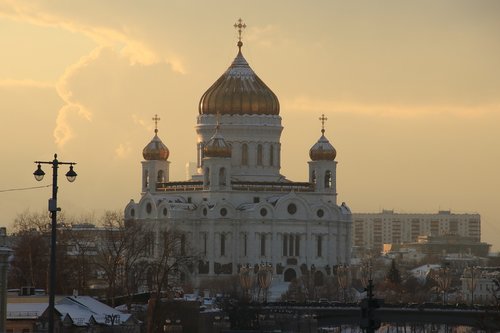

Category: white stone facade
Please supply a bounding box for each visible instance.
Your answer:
[124,42,352,286]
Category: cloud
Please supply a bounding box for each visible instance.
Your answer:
[283,95,500,119]
[246,24,279,48]
[0,0,185,71]
[115,142,133,159]
[51,44,190,154]
[54,48,99,146]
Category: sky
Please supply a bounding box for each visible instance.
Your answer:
[1,0,499,249]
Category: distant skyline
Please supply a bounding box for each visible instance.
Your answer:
[1,1,499,249]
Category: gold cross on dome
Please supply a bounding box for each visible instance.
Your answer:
[234,18,246,50]
[152,114,161,134]
[319,114,328,134]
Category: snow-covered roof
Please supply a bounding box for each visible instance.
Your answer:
[410,264,441,284]
[7,303,47,319]
[7,295,134,327]
[56,296,131,326]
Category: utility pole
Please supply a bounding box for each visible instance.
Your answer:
[360,279,381,333]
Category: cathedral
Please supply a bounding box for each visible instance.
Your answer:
[124,20,352,286]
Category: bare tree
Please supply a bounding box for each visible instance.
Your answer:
[146,228,197,333]
[8,210,76,294]
[9,211,53,291]
[93,211,128,306]
[93,211,149,307]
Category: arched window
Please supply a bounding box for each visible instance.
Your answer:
[317,235,322,257]
[219,167,226,186]
[283,234,288,256]
[260,234,266,256]
[243,233,248,257]
[257,144,263,166]
[241,144,248,165]
[144,170,149,188]
[270,145,274,166]
[157,170,164,183]
[324,170,332,188]
[311,170,316,184]
[204,167,210,186]
[220,234,226,256]
[284,268,297,282]
[314,271,324,286]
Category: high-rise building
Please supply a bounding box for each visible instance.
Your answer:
[353,210,481,251]
[124,20,352,286]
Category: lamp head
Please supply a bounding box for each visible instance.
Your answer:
[33,164,45,181]
[65,165,77,182]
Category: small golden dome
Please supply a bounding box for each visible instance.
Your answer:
[143,134,169,161]
[309,134,336,161]
[203,126,232,158]
[143,115,169,161]
[199,44,279,115]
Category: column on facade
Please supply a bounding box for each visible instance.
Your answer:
[271,220,278,275]
[208,221,215,275]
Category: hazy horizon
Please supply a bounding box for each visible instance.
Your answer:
[1,1,499,250]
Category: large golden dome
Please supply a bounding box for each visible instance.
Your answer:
[143,133,169,161]
[199,46,280,116]
[309,134,336,161]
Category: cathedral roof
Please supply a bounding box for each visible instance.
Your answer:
[309,134,336,161]
[143,134,170,161]
[143,115,169,161]
[198,27,280,116]
[309,114,336,161]
[203,123,232,158]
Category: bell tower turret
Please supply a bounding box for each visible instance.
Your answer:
[308,114,337,201]
[141,114,170,193]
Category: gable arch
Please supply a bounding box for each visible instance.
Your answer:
[274,193,311,220]
[216,202,237,219]
[138,192,157,218]
[255,202,275,219]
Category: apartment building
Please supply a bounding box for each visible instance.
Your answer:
[353,210,481,251]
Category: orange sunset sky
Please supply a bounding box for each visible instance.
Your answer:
[1,1,500,250]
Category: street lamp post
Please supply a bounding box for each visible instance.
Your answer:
[33,154,77,333]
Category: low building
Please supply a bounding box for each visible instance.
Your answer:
[460,267,500,306]
[6,295,139,333]
[398,234,490,257]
